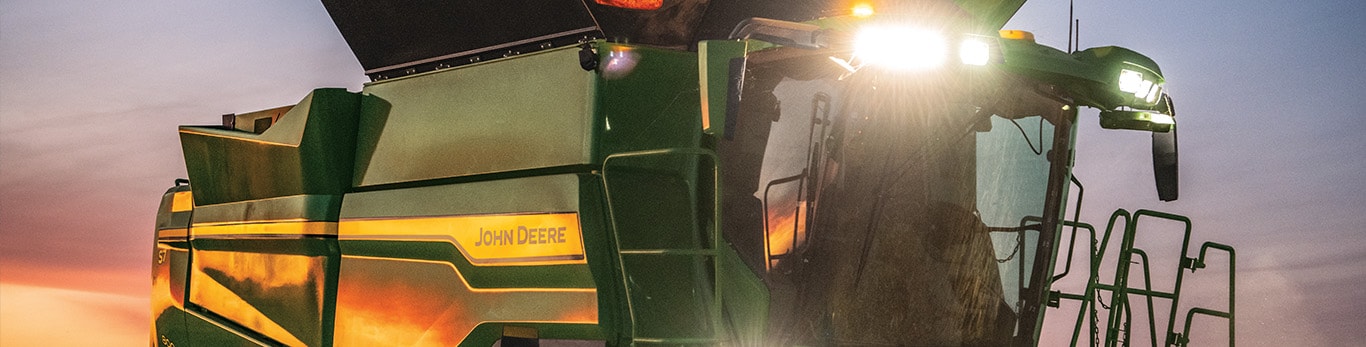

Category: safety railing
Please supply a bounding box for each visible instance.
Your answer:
[1048,208,1235,347]
[762,171,806,270]
[760,92,833,272]
[1168,242,1235,346]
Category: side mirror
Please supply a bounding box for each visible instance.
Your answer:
[1152,94,1178,201]
[1153,124,1178,201]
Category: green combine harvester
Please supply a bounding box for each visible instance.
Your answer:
[151,0,1236,346]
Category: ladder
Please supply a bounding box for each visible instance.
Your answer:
[1049,209,1236,347]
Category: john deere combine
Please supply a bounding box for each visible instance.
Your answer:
[151,0,1235,346]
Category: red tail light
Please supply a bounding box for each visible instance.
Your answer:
[595,0,662,11]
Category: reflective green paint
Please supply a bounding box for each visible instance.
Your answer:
[353,47,596,187]
[151,242,190,346]
[332,256,600,345]
[191,194,342,224]
[698,40,748,136]
[998,39,1169,111]
[180,89,361,206]
[592,43,706,159]
[339,175,580,219]
[716,241,770,345]
[188,237,340,346]
[337,240,595,289]
[602,149,723,343]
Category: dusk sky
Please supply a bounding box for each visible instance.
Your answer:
[2,0,1363,346]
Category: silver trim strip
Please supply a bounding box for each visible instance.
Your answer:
[364,26,602,74]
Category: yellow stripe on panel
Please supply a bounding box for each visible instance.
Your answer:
[192,221,337,237]
[339,213,586,266]
[157,228,189,239]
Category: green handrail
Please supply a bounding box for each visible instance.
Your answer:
[1051,220,1099,347]
[1169,242,1235,347]
[1082,209,1236,347]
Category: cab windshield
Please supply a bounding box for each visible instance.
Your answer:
[719,47,1073,345]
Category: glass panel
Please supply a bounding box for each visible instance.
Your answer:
[977,115,1057,321]
[756,81,836,268]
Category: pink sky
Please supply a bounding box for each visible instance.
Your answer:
[2,0,1364,345]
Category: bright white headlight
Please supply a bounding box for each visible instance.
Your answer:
[855,26,947,71]
[1118,69,1144,94]
[1144,84,1162,103]
[1134,80,1154,98]
[1119,69,1164,104]
[959,38,991,66]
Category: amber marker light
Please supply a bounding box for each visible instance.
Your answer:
[595,0,662,11]
[170,191,193,212]
[998,29,1036,42]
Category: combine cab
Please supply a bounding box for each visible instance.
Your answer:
[151,0,1234,346]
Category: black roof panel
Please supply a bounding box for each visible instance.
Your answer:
[322,0,861,77]
[322,0,600,74]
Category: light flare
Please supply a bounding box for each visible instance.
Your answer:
[851,3,875,17]
[855,26,948,71]
[959,38,992,66]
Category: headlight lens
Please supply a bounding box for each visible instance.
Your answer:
[958,38,991,66]
[1144,84,1162,103]
[1118,68,1164,104]
[855,26,947,71]
[1118,69,1145,94]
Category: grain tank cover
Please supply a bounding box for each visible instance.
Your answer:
[322,0,601,79]
[320,0,869,80]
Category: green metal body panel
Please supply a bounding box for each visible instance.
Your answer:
[153,4,1235,346]
[152,243,192,345]
[191,194,342,224]
[180,89,361,206]
[188,238,340,346]
[152,185,191,346]
[341,174,580,219]
[591,44,705,158]
[352,47,596,187]
[998,40,1167,111]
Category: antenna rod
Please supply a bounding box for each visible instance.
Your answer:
[1068,0,1075,52]
[1075,19,1080,52]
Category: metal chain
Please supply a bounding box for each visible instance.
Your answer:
[997,239,1022,263]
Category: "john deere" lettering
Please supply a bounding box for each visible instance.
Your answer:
[474,226,568,247]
